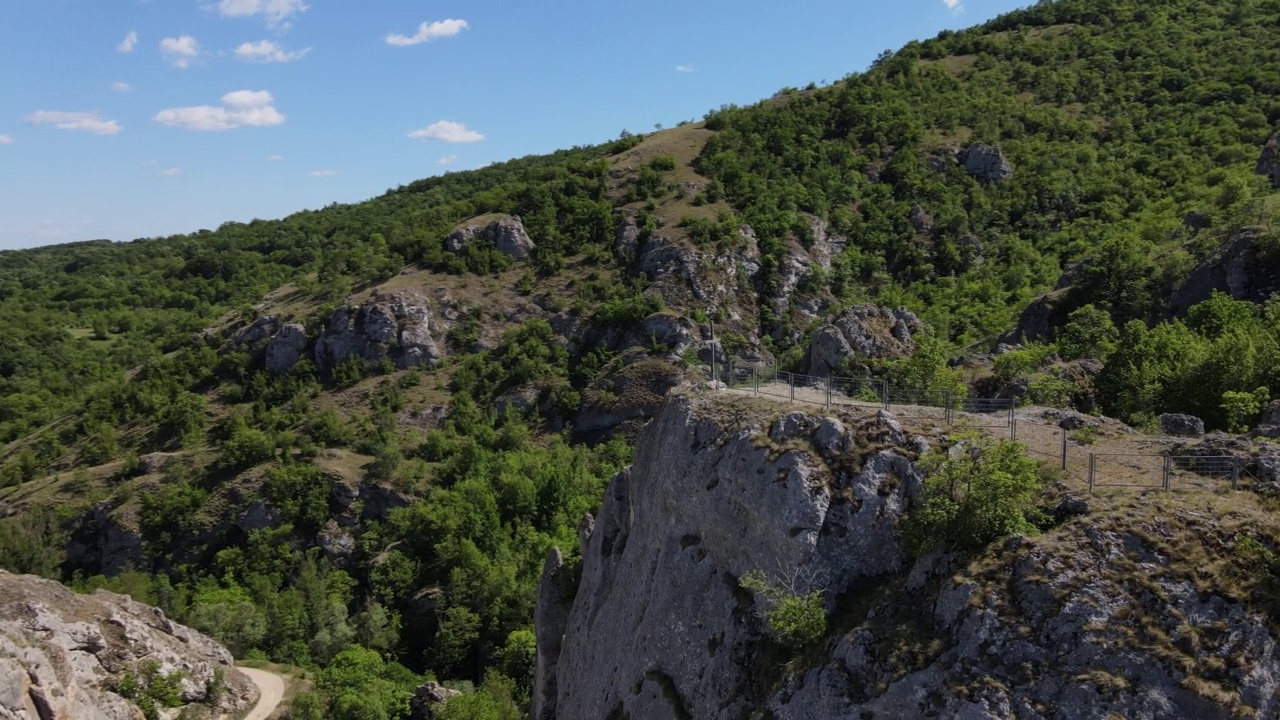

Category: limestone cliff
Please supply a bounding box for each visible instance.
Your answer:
[0,570,257,720]
[535,395,1280,720]
[533,394,928,719]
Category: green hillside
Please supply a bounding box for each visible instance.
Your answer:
[3,0,1280,716]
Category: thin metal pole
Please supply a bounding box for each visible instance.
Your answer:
[753,367,758,395]
[945,391,953,424]
[789,374,795,403]
[1163,455,1171,491]
[883,380,890,411]
[1232,456,1240,490]
[1061,430,1068,470]
[1089,453,1096,493]
[825,381,830,410]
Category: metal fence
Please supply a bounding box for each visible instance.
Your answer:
[704,364,1259,494]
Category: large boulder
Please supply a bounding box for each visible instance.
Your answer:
[445,214,535,260]
[0,570,257,719]
[1257,129,1280,188]
[314,292,443,371]
[806,305,922,376]
[963,142,1014,184]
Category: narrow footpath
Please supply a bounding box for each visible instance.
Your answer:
[236,667,286,720]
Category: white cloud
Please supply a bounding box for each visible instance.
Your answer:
[112,81,134,93]
[214,0,309,27]
[676,64,695,73]
[26,111,122,135]
[0,135,12,145]
[118,31,138,53]
[310,169,339,177]
[268,154,283,161]
[436,154,458,165]
[234,40,310,63]
[409,120,484,143]
[160,168,182,176]
[943,0,965,14]
[386,19,469,47]
[160,35,201,68]
[153,90,284,131]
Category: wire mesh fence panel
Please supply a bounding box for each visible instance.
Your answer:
[959,398,1015,430]
[788,373,833,407]
[885,389,952,422]
[1012,420,1064,464]
[1169,455,1244,490]
[1090,453,1168,489]
[1064,442,1092,485]
[829,376,888,411]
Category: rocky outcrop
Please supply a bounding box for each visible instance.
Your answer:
[314,291,443,372]
[264,322,307,374]
[1256,129,1280,188]
[410,681,462,719]
[1170,227,1280,315]
[963,142,1014,184]
[535,396,927,720]
[806,305,923,376]
[1161,412,1205,438]
[445,214,535,260]
[770,515,1280,719]
[0,570,256,720]
[575,359,685,438]
[1002,288,1072,345]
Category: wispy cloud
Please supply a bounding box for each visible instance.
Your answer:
[0,135,12,145]
[154,90,284,131]
[436,154,458,165]
[234,40,310,63]
[310,169,339,177]
[386,19,468,47]
[676,64,695,73]
[112,81,134,93]
[160,168,182,176]
[409,120,484,143]
[160,35,201,68]
[268,154,283,161]
[26,111,122,135]
[942,0,964,14]
[118,31,138,53]
[214,0,309,27]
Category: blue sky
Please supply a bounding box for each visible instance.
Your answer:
[0,0,1030,250]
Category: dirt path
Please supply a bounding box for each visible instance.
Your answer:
[237,667,286,720]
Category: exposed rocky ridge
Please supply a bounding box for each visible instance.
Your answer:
[0,570,256,720]
[963,142,1015,184]
[444,214,536,259]
[533,395,930,720]
[806,304,923,376]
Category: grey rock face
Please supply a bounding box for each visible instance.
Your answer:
[1161,413,1205,438]
[909,205,934,234]
[445,214,535,259]
[0,570,256,720]
[1170,227,1280,315]
[264,322,308,374]
[314,292,442,371]
[411,681,462,719]
[536,396,924,720]
[615,217,642,262]
[226,315,279,348]
[1257,130,1280,188]
[963,142,1014,184]
[1264,400,1280,427]
[623,313,695,356]
[806,305,923,376]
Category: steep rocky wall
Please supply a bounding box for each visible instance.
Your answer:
[533,395,927,720]
[0,570,256,720]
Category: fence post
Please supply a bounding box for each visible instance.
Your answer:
[1232,456,1240,490]
[1061,430,1068,470]
[789,374,795,403]
[1088,453,1096,493]
[825,381,831,410]
[882,380,890,411]
[945,391,953,425]
[753,367,758,396]
[1163,455,1171,491]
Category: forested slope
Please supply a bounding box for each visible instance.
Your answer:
[2,0,1280,716]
